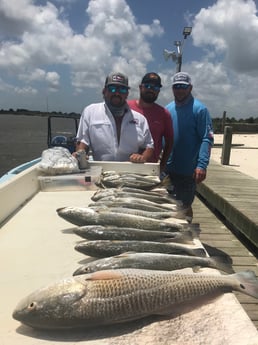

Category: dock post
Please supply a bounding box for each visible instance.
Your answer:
[221,110,227,132]
[221,126,232,165]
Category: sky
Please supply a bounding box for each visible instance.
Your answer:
[1,0,258,119]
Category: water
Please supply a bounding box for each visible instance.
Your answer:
[0,114,78,177]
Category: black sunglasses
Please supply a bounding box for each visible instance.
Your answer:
[143,83,161,91]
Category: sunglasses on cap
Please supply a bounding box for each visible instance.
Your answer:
[142,83,161,91]
[107,85,129,94]
[173,84,190,89]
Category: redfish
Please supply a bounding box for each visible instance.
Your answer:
[13,269,258,330]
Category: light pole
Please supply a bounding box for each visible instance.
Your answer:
[163,26,192,72]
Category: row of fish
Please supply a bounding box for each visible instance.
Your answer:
[12,170,258,331]
[95,170,168,190]
[57,185,206,261]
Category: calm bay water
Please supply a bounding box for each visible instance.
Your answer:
[0,114,77,178]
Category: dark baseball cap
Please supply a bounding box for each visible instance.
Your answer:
[105,72,130,88]
[141,72,162,87]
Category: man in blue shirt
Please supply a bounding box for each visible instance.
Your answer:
[165,72,214,222]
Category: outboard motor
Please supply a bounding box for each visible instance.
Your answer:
[51,135,67,147]
[51,135,77,153]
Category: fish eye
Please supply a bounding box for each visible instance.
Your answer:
[28,302,37,310]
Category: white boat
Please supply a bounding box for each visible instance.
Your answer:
[1,158,258,344]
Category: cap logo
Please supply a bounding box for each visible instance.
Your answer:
[148,73,158,80]
[112,75,125,83]
[172,72,191,85]
[175,75,185,82]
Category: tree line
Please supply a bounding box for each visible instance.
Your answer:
[1,108,258,133]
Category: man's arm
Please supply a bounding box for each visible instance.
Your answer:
[130,147,154,163]
[195,107,214,183]
[72,141,89,157]
[160,139,173,173]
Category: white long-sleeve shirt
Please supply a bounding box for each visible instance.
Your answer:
[76,102,154,161]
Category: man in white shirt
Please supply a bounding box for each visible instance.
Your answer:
[75,72,154,163]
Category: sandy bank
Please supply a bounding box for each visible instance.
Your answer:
[211,134,258,180]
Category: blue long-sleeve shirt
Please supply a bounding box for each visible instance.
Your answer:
[166,95,214,176]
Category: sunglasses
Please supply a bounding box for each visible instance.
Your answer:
[107,85,129,94]
[143,83,161,91]
[173,84,190,90]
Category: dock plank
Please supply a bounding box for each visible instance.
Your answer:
[197,160,258,248]
[193,197,258,330]
[194,160,258,330]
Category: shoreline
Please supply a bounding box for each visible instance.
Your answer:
[211,134,258,180]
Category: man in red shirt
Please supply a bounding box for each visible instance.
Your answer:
[128,72,173,175]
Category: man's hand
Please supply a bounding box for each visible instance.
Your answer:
[129,153,146,163]
[193,168,206,184]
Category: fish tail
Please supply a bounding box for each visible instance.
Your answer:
[163,231,193,244]
[189,228,200,238]
[181,223,200,231]
[177,230,193,244]
[209,256,234,274]
[158,175,172,188]
[232,270,258,299]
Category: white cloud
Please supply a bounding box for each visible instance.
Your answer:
[19,68,47,82]
[1,0,258,118]
[46,71,60,91]
[192,0,258,74]
[0,0,163,94]
[14,86,38,95]
[18,68,60,92]
[174,0,258,118]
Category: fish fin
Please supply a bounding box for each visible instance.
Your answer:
[86,270,123,280]
[192,265,201,273]
[232,270,258,298]
[192,248,207,257]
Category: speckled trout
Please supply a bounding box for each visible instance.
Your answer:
[91,188,177,204]
[13,269,258,330]
[74,240,206,258]
[73,252,233,275]
[87,205,184,220]
[89,197,179,212]
[57,206,194,231]
[73,225,196,244]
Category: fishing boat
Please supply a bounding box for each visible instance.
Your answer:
[1,117,258,344]
[0,113,79,184]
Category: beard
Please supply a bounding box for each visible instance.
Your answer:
[140,91,158,103]
[105,96,127,117]
[109,95,125,107]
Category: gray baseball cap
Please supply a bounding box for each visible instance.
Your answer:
[171,72,192,85]
[105,72,130,88]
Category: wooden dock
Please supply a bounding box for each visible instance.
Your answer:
[194,160,258,329]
